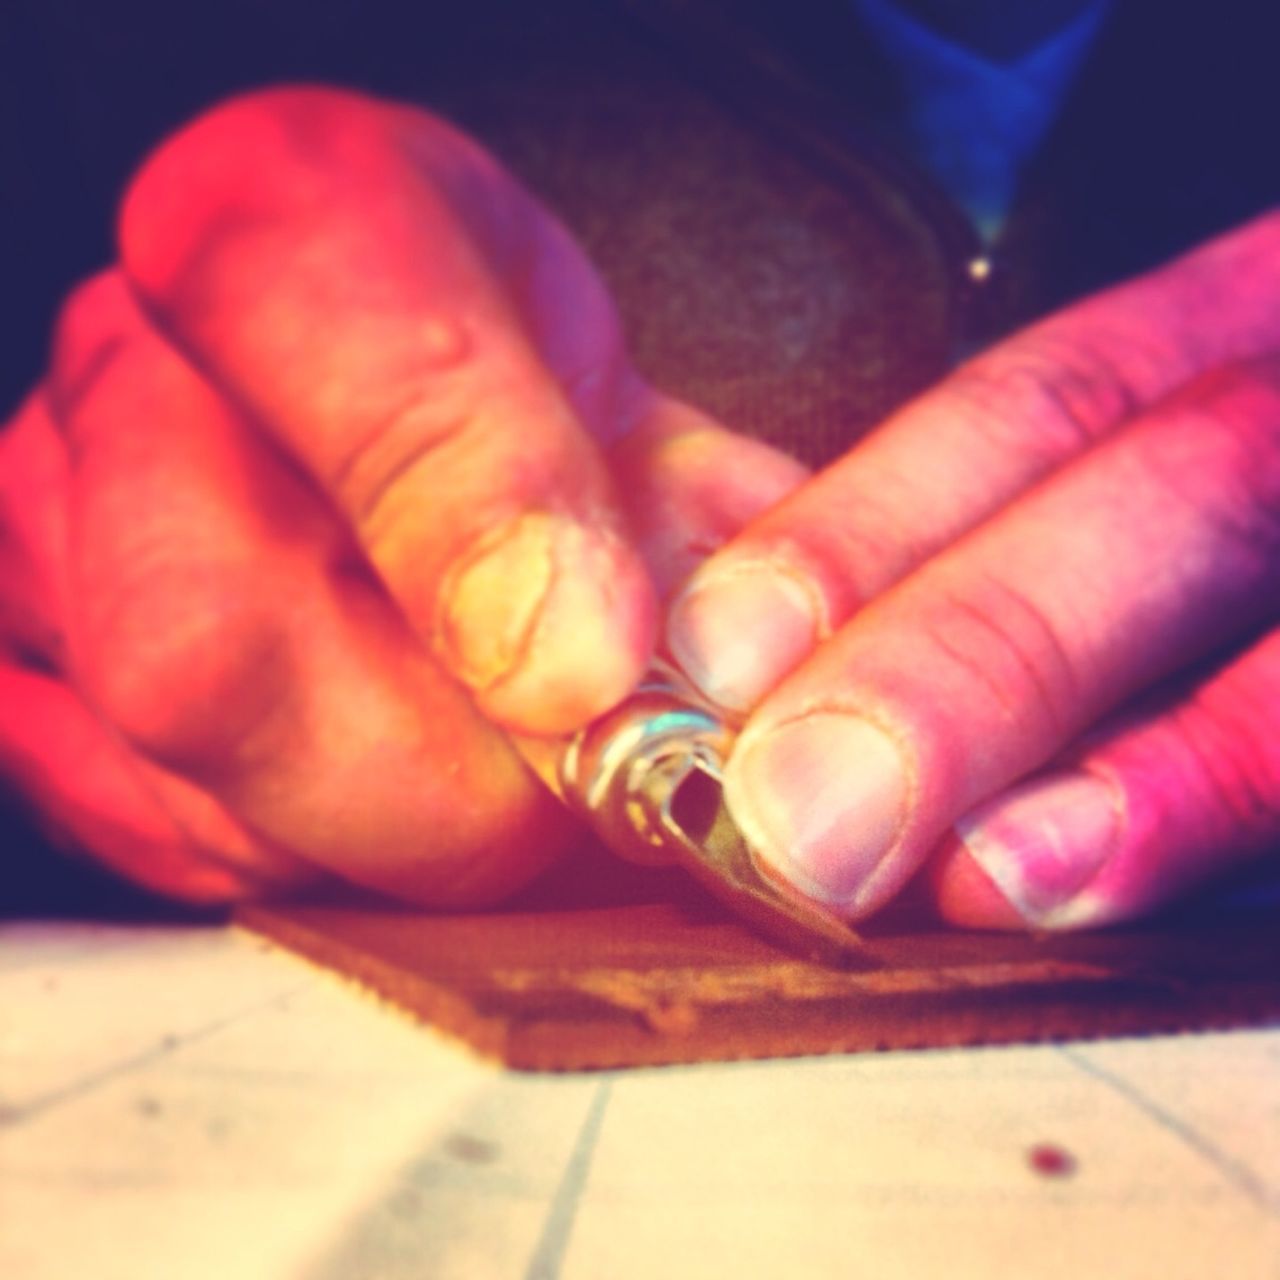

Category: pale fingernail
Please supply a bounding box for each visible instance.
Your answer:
[724,712,909,909]
[955,771,1123,928]
[667,563,820,713]
[438,512,654,734]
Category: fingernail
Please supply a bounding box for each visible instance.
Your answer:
[724,712,909,908]
[955,771,1124,927]
[667,563,820,713]
[438,512,654,735]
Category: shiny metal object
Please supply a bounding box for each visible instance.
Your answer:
[525,661,865,964]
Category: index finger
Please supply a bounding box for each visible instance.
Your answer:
[722,354,1280,920]
[120,87,656,735]
[668,212,1280,712]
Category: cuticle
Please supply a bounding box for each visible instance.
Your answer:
[433,510,557,691]
[730,702,919,910]
[680,555,831,639]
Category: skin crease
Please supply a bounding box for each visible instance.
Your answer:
[2,86,1279,930]
[0,90,806,907]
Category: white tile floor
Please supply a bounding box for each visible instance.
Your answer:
[2,921,1277,1280]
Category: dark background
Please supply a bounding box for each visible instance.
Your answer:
[5,0,1279,418]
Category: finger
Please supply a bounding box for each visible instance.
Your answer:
[119,87,656,734]
[0,661,312,903]
[608,392,811,596]
[721,354,1280,919]
[0,390,72,670]
[0,378,307,900]
[51,271,575,905]
[668,212,1280,711]
[928,626,1280,930]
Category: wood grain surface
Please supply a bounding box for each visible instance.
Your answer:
[238,855,1280,1071]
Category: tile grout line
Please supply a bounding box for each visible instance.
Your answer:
[0,979,315,1128]
[1057,1043,1278,1216]
[522,1079,614,1280]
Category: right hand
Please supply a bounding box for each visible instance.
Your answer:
[0,87,808,906]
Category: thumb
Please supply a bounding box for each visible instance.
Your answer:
[119,87,656,735]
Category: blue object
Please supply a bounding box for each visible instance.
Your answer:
[851,0,1114,239]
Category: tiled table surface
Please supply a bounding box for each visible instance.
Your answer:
[3,920,1278,1279]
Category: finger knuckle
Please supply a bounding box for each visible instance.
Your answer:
[948,334,1140,463]
[118,84,498,281]
[224,85,397,175]
[331,384,477,537]
[919,572,1081,741]
[760,505,906,617]
[1151,361,1280,563]
[79,570,291,779]
[1176,673,1280,838]
[119,86,401,294]
[47,270,139,422]
[337,370,562,573]
[122,83,483,225]
[162,84,389,173]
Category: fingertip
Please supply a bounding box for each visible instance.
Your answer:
[925,835,1030,930]
[923,768,1140,933]
[667,560,822,714]
[723,710,915,921]
[438,512,657,736]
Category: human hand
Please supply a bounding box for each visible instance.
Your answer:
[0,87,805,906]
[668,211,1280,930]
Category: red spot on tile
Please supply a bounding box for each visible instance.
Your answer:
[1028,1142,1077,1177]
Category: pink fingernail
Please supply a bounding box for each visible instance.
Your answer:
[724,712,909,909]
[667,563,820,713]
[956,771,1124,928]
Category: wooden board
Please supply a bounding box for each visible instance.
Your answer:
[239,858,1280,1071]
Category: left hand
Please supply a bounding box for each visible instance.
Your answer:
[0,88,808,907]
[667,211,1280,930]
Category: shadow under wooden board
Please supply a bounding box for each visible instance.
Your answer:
[238,855,1280,1072]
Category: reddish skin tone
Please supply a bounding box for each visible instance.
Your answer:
[2,86,1278,931]
[0,89,804,906]
[686,215,1280,930]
